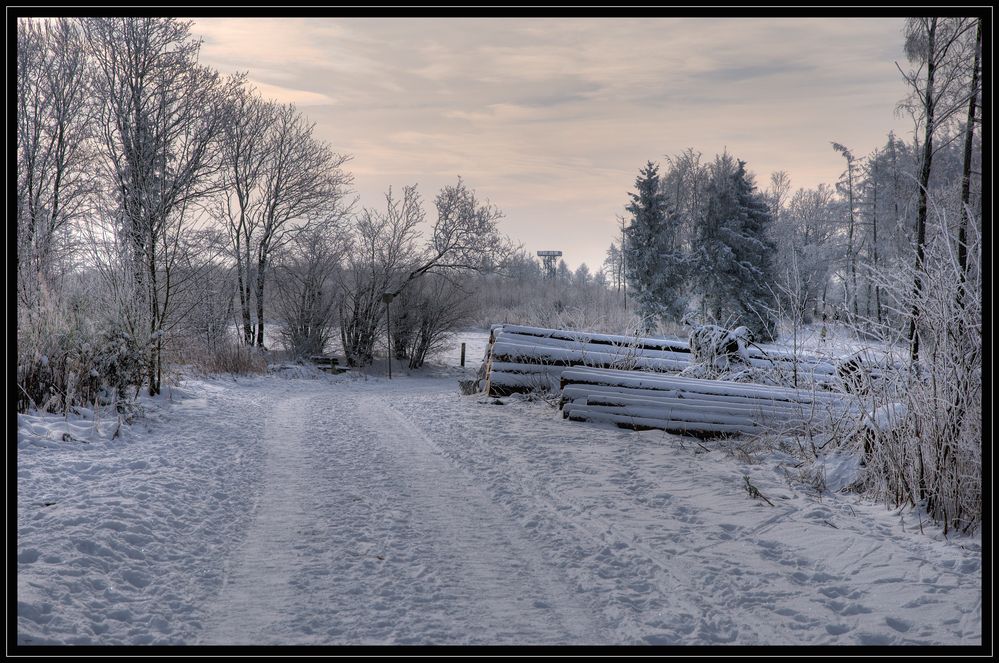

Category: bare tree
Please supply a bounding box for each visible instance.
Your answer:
[393,274,474,369]
[661,148,708,252]
[84,17,237,394]
[214,83,275,345]
[16,18,92,306]
[252,103,353,348]
[178,230,238,356]
[616,214,629,307]
[340,178,511,367]
[272,220,348,358]
[896,16,977,364]
[339,185,425,365]
[603,241,624,294]
[956,17,981,311]
[765,170,792,228]
[387,177,509,297]
[860,149,884,325]
[772,184,839,320]
[831,142,860,320]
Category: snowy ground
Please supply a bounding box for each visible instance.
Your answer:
[17,333,981,646]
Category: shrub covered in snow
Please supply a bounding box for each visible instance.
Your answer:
[17,288,149,414]
[390,274,474,369]
[680,323,757,382]
[688,324,753,369]
[851,212,982,535]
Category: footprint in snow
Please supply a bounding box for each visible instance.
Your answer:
[18,548,41,564]
[825,623,851,636]
[885,616,913,633]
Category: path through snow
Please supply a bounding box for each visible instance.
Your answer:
[199,385,604,644]
[17,370,982,646]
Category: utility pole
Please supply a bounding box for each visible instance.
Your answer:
[619,216,628,310]
[382,292,394,379]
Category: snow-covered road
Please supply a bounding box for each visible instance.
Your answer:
[199,384,603,644]
[17,372,982,646]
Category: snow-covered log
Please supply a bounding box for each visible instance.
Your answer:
[559,367,853,404]
[494,323,835,366]
[559,367,858,437]
[482,325,847,396]
[490,340,688,371]
[482,325,690,395]
[559,384,823,418]
[494,324,692,353]
[562,404,761,435]
[496,331,692,362]
[486,369,561,396]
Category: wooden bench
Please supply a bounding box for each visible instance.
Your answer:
[310,355,350,374]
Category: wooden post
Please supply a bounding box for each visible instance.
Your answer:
[460,342,466,367]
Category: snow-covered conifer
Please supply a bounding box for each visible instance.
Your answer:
[693,154,778,341]
[623,161,687,331]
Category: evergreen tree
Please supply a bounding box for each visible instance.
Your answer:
[694,154,778,340]
[623,161,686,331]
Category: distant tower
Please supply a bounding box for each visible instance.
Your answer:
[537,250,563,279]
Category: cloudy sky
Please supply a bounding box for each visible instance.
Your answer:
[191,17,913,271]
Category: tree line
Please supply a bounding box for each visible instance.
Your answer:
[16,17,510,411]
[610,18,981,361]
[605,16,981,532]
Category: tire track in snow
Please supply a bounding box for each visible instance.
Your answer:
[192,376,979,646]
[198,390,317,644]
[349,391,608,644]
[199,382,606,645]
[386,390,749,643]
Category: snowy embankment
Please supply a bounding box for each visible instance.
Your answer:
[17,337,981,646]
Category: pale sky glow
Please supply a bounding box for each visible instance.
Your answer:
[192,17,913,271]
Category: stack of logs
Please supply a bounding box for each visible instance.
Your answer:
[472,324,887,437]
[481,324,841,397]
[559,367,859,437]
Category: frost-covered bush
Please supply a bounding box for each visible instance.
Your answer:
[16,286,148,413]
[181,261,237,356]
[688,324,753,369]
[680,322,758,382]
[190,341,269,376]
[853,212,981,534]
[272,224,344,359]
[165,324,269,377]
[17,286,64,412]
[391,274,473,369]
[92,327,149,401]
